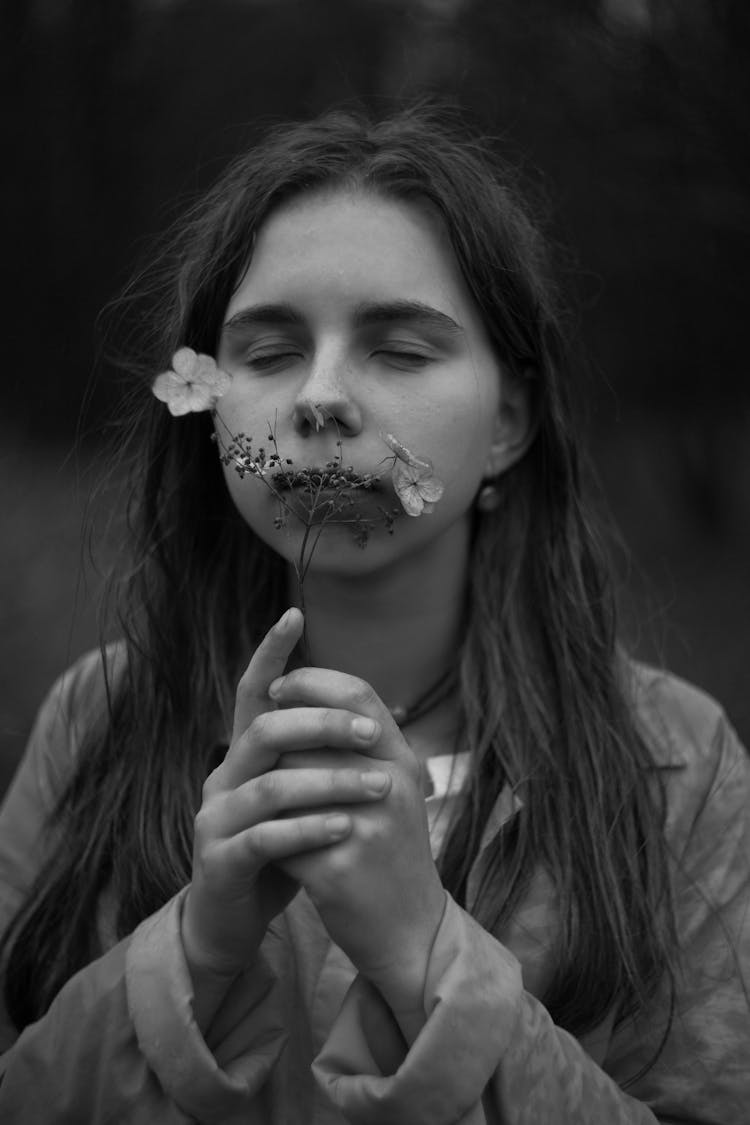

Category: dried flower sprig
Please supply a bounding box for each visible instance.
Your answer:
[212,416,404,654]
[214,419,401,557]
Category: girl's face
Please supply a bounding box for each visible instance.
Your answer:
[215,188,523,576]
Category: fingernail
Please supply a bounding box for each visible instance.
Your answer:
[352,717,378,741]
[278,609,293,629]
[325,813,351,838]
[268,677,284,699]
[362,771,390,794]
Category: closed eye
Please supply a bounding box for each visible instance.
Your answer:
[244,349,303,371]
[374,349,432,370]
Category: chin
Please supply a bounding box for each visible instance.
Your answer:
[263,513,417,578]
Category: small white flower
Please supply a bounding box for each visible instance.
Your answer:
[152,347,231,416]
[382,431,445,517]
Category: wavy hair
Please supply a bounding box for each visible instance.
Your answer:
[2,106,675,1045]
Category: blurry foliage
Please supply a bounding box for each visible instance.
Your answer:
[1,0,748,786]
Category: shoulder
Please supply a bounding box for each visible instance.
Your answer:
[40,642,127,732]
[29,642,127,795]
[0,644,128,911]
[626,661,748,859]
[627,661,731,767]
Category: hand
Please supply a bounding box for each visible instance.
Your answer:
[182,608,394,988]
[268,667,447,1019]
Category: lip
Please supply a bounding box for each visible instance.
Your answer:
[268,467,398,531]
[270,467,385,494]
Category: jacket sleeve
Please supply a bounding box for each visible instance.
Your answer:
[313,895,660,1125]
[0,659,290,1124]
[312,707,750,1125]
[604,708,750,1123]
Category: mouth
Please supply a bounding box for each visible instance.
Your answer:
[270,466,385,494]
[268,465,397,534]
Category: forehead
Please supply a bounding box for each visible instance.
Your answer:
[224,187,481,329]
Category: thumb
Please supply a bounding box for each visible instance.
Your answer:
[232,608,304,740]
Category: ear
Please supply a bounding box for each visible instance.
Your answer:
[483,366,536,478]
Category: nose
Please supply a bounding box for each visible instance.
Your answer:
[291,351,362,438]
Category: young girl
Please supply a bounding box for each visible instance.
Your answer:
[0,108,747,1124]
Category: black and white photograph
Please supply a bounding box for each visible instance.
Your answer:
[1,2,748,1121]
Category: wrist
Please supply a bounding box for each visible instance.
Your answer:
[180,893,246,1035]
[367,887,448,1026]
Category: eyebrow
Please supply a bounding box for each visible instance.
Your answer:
[223,303,304,332]
[353,300,463,336]
[222,299,463,336]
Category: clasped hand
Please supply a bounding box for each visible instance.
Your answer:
[182,608,447,1021]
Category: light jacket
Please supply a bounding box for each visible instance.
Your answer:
[0,651,747,1123]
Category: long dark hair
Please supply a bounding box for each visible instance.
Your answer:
[2,106,675,1042]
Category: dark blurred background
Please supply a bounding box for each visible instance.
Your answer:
[2,0,748,797]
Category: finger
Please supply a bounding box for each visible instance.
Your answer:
[267,668,410,764]
[267,669,403,762]
[219,766,392,835]
[268,667,385,720]
[233,608,304,739]
[223,811,353,874]
[223,706,382,784]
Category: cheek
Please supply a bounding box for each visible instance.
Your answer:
[215,392,257,436]
[219,459,299,562]
[214,380,289,440]
[212,398,242,460]
[212,410,274,527]
[220,461,262,523]
[431,396,498,498]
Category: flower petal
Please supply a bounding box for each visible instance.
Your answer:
[381,431,432,471]
[187,384,216,412]
[382,431,411,461]
[397,484,425,516]
[417,476,444,504]
[172,347,198,378]
[392,463,423,515]
[193,354,231,395]
[152,370,183,403]
[165,388,196,416]
[153,371,198,415]
[392,459,416,489]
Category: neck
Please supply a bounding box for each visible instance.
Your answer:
[288,522,470,715]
